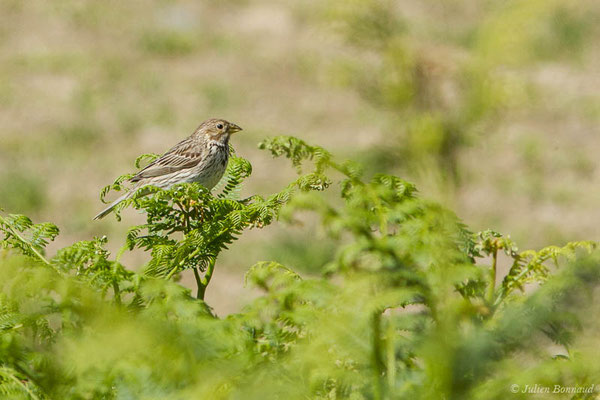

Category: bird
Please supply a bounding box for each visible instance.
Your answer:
[93,118,242,220]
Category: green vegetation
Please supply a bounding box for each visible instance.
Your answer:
[1,0,599,398]
[1,138,598,399]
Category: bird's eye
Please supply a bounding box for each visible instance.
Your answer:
[217,123,224,130]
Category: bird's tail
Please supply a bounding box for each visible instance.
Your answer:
[93,190,134,220]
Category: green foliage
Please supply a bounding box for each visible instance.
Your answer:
[0,137,598,399]
[0,213,58,268]
[98,142,336,299]
[53,236,137,303]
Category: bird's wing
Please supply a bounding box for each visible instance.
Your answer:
[130,137,205,182]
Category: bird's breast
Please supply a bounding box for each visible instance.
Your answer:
[189,148,229,189]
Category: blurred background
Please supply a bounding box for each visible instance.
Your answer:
[1,0,599,314]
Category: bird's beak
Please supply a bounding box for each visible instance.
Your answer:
[229,123,243,133]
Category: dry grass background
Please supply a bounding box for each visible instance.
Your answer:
[1,0,599,314]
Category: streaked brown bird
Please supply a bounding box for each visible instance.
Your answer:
[94,118,242,220]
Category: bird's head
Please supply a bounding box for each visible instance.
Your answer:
[195,118,242,144]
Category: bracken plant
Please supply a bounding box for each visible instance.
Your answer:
[0,137,598,399]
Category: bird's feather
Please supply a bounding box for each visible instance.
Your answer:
[93,191,131,220]
[130,137,206,182]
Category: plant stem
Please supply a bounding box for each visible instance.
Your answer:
[372,312,385,400]
[193,267,202,299]
[386,319,396,390]
[165,265,179,280]
[112,280,121,306]
[487,247,498,305]
[197,257,216,300]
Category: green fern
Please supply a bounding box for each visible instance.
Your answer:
[0,137,598,399]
